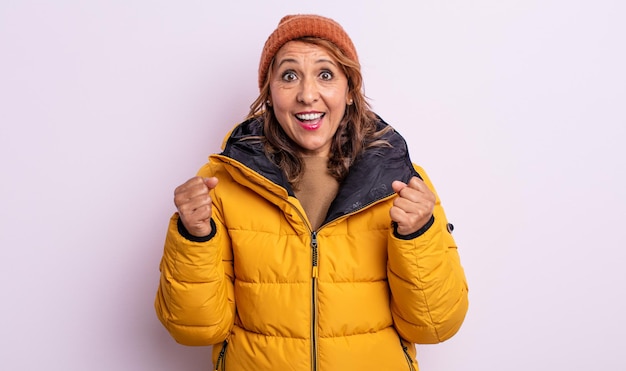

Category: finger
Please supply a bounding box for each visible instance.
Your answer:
[178,198,213,228]
[174,190,205,210]
[390,204,425,225]
[391,180,407,194]
[178,192,212,209]
[178,178,218,207]
[175,178,211,200]
[396,184,424,204]
[390,201,432,235]
[188,203,212,221]
[174,177,203,195]
[176,176,205,191]
[393,196,422,213]
[175,189,212,214]
[394,200,433,224]
[406,176,428,192]
[180,202,214,237]
[176,177,218,198]
[393,177,428,194]
[404,177,436,203]
[389,205,408,224]
[203,177,219,190]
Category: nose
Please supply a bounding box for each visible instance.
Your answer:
[296,77,319,105]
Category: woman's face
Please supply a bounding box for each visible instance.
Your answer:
[269,41,351,157]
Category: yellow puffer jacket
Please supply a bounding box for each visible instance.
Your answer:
[155,116,468,370]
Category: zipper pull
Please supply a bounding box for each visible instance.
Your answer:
[311,231,318,278]
[215,339,228,371]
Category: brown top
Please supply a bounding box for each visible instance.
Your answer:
[293,156,340,230]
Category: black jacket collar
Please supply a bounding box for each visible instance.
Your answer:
[220,115,419,223]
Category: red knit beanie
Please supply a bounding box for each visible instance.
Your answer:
[258,14,359,90]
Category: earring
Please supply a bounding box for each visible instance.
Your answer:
[347,99,353,105]
[266,99,272,107]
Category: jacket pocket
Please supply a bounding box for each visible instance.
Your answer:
[214,340,228,371]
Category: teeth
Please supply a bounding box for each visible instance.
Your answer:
[296,113,323,121]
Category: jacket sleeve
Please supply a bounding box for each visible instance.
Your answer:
[154,192,235,346]
[387,165,469,344]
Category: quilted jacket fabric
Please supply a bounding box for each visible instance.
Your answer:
[155,116,469,370]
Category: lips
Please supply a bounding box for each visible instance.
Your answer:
[296,112,324,121]
[295,112,324,130]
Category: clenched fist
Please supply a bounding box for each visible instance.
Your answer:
[174,176,219,237]
[390,176,436,236]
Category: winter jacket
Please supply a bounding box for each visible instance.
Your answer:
[155,115,469,371]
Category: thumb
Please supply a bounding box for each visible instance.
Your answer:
[391,180,407,194]
[203,177,219,190]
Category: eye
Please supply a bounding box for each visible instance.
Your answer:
[281,70,297,82]
[319,70,333,80]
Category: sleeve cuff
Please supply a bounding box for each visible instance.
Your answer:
[392,215,435,240]
[177,217,217,242]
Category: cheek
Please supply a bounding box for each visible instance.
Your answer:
[325,86,349,110]
[276,117,291,134]
[269,95,288,116]
[270,91,293,115]
[270,108,293,135]
[330,94,348,116]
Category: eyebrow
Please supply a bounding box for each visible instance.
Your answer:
[276,58,338,69]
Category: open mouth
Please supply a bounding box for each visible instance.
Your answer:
[295,112,325,130]
[296,112,324,121]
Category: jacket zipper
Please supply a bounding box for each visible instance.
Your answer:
[281,197,319,371]
[284,195,394,371]
[311,231,319,371]
[214,339,228,371]
[400,338,416,371]
[211,152,417,370]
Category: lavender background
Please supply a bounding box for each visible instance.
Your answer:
[1,1,624,370]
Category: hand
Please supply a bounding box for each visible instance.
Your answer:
[174,176,219,237]
[390,177,435,235]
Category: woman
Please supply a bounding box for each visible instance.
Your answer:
[155,14,468,371]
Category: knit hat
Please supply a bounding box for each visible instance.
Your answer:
[258,14,359,90]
